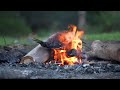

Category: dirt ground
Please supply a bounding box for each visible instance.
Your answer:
[0,41,120,79]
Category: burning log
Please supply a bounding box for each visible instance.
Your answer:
[34,25,84,49]
[87,40,120,62]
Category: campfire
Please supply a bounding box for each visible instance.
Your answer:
[51,25,84,65]
[20,24,120,67]
[20,25,85,66]
[1,25,120,79]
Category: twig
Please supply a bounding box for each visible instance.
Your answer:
[0,33,7,46]
[3,35,6,45]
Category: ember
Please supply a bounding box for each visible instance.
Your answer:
[51,25,84,66]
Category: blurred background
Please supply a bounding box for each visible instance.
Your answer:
[0,11,120,45]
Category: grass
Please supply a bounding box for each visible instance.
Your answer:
[0,37,30,46]
[0,32,120,46]
[84,32,120,41]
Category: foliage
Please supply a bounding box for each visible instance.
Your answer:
[0,11,120,46]
[0,12,32,37]
[86,11,120,34]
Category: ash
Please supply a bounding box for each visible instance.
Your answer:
[0,44,120,79]
[1,61,120,79]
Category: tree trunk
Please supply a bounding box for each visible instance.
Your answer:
[78,11,86,29]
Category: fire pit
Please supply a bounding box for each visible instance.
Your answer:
[0,25,120,79]
[21,25,85,66]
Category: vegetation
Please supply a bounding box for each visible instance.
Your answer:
[85,32,120,41]
[0,32,119,46]
[0,12,31,37]
[0,11,120,45]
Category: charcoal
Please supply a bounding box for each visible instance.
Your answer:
[1,40,120,79]
[64,65,75,71]
[85,68,94,74]
[81,52,87,59]
[55,66,64,72]
[0,47,27,64]
[17,49,29,55]
[3,46,12,51]
[90,63,108,73]
[0,51,20,63]
[47,63,58,70]
[67,49,77,57]
[98,68,107,72]
[100,64,108,69]
[75,64,83,70]
[94,69,101,73]
[49,65,58,70]
[17,63,28,67]
[111,65,120,72]
[8,62,17,67]
[27,63,45,69]
[107,64,115,71]
[76,67,86,74]
[1,60,120,79]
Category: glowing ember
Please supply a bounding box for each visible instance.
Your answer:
[52,25,84,66]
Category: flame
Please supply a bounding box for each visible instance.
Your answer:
[52,25,84,66]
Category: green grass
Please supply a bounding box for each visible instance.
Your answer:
[0,37,30,46]
[84,32,120,41]
[0,32,120,46]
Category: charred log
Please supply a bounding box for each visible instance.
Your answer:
[33,38,62,49]
[67,49,77,57]
[33,38,48,47]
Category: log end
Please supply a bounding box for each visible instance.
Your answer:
[20,56,35,64]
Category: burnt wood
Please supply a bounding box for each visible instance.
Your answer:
[67,49,77,57]
[33,38,62,49]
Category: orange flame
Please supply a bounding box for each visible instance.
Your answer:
[52,25,84,66]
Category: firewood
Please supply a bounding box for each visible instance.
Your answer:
[20,45,50,64]
[33,38,62,49]
[87,40,120,62]
[33,25,84,49]
[20,25,84,65]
